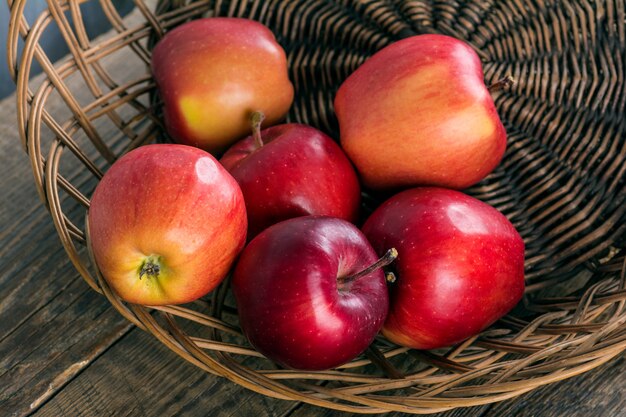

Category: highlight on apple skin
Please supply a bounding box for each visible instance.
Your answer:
[335,34,507,191]
[231,216,391,370]
[362,187,525,350]
[88,144,247,306]
[151,17,294,154]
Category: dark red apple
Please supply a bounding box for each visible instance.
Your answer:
[335,34,510,190]
[362,188,525,349]
[88,144,247,305]
[232,216,394,370]
[220,113,361,238]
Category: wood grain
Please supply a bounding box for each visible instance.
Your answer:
[0,93,133,417]
[32,326,299,417]
[486,355,626,417]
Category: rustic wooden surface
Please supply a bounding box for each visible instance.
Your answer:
[0,63,624,417]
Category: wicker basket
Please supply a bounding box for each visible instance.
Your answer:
[7,0,626,413]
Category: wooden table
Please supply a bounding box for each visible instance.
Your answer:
[1,70,625,417]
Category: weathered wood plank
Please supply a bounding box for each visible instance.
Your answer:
[0,275,133,416]
[0,68,135,417]
[484,355,626,417]
[33,326,299,417]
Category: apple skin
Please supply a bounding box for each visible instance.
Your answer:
[151,18,294,154]
[232,216,389,370]
[88,144,247,305]
[362,188,524,350]
[220,124,361,238]
[335,34,506,190]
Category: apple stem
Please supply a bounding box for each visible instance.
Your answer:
[139,256,161,280]
[340,248,398,284]
[250,111,266,149]
[488,75,516,93]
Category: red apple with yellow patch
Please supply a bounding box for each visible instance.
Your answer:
[88,144,247,305]
[152,18,294,154]
[335,34,511,190]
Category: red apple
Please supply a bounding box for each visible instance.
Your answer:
[362,188,525,349]
[232,216,394,370]
[88,144,247,305]
[335,34,509,190]
[220,113,361,238]
[151,18,294,154]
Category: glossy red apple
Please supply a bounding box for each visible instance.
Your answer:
[232,216,394,370]
[220,113,361,238]
[335,34,510,190]
[362,188,525,349]
[152,18,294,154]
[88,144,247,305]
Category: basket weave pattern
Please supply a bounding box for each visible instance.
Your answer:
[6,0,626,413]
